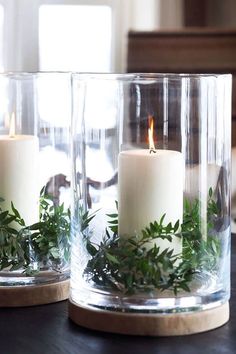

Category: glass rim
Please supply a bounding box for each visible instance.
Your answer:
[0,71,72,79]
[0,72,232,80]
[72,72,232,81]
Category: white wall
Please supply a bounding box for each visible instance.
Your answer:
[0,0,185,72]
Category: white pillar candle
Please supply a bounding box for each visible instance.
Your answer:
[118,149,183,254]
[0,134,39,226]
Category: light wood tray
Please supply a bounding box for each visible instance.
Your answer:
[0,280,70,307]
[69,299,229,336]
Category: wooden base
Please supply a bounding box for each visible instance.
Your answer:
[69,299,229,336]
[0,280,70,307]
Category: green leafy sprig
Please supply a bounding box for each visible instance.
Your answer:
[0,198,31,273]
[29,188,71,267]
[82,189,220,295]
[0,188,71,275]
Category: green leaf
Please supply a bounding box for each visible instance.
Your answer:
[40,186,46,197]
[108,220,118,225]
[174,220,179,233]
[105,252,120,264]
[86,242,97,256]
[209,187,213,198]
[110,226,118,233]
[6,227,18,235]
[11,202,20,218]
[107,213,118,218]
[179,282,191,292]
[159,214,166,225]
[0,211,9,221]
[50,247,60,259]
[29,222,44,231]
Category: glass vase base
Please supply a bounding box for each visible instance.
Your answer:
[68,298,229,336]
[0,269,70,286]
[0,279,70,307]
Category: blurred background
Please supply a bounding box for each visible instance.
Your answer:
[0,0,235,73]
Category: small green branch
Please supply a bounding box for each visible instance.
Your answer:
[0,187,71,275]
[82,189,221,295]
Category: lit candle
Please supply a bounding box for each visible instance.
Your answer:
[0,113,39,227]
[118,119,183,254]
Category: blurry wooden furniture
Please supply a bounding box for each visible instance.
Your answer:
[127,28,236,145]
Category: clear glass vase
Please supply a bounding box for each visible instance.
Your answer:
[0,73,71,287]
[70,73,232,320]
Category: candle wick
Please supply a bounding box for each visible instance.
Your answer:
[149,148,156,154]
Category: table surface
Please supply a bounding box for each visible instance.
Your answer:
[0,238,235,354]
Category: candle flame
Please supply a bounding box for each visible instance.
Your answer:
[9,113,16,138]
[148,116,156,153]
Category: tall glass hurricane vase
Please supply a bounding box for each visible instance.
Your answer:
[0,73,71,306]
[70,73,232,335]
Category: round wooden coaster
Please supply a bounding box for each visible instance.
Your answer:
[0,280,70,307]
[69,299,229,336]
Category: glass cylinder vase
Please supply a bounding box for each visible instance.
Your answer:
[70,73,232,335]
[0,73,71,306]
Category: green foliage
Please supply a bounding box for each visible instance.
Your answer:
[0,187,71,275]
[80,207,97,233]
[82,189,221,295]
[0,206,30,273]
[182,190,220,273]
